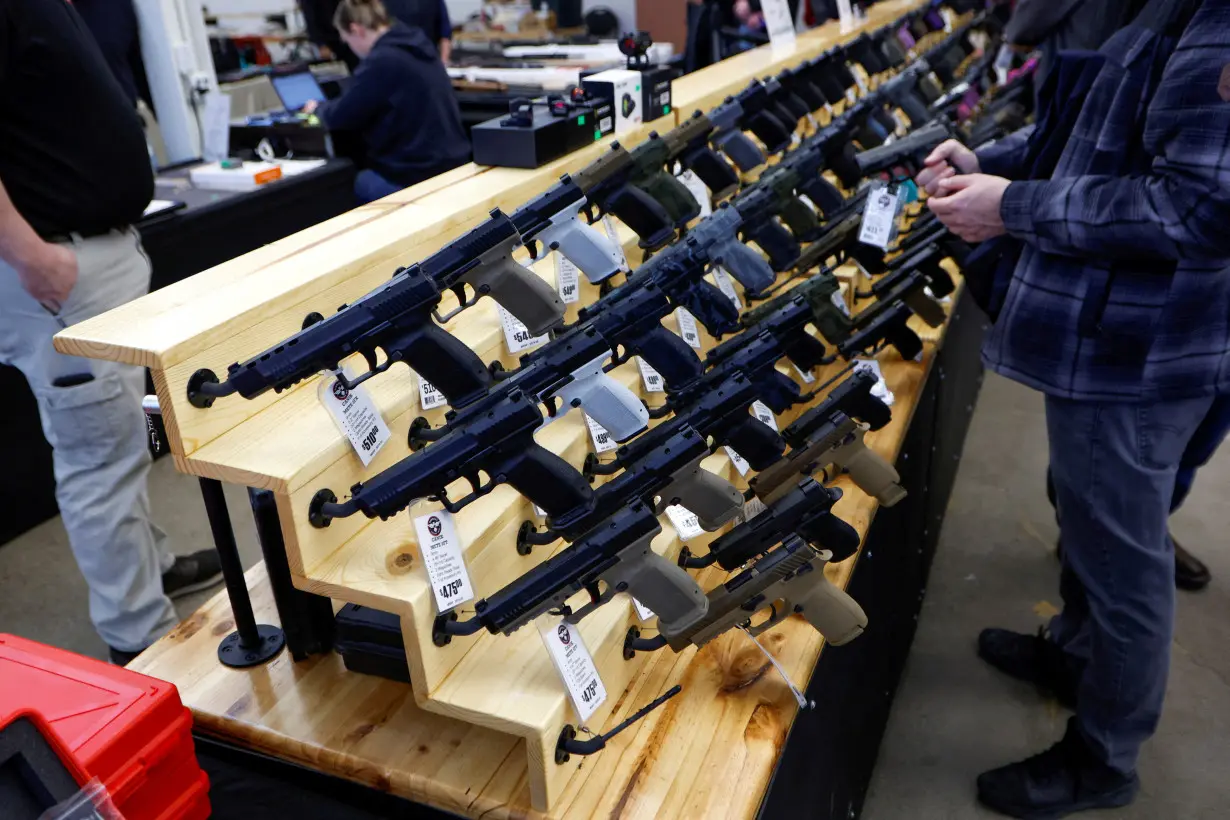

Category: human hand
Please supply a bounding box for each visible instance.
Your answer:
[926,174,1011,243]
[16,241,78,313]
[915,139,980,197]
[302,99,320,115]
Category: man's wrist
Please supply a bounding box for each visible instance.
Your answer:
[1,233,53,278]
[1000,180,1041,239]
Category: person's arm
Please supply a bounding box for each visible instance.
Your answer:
[314,59,388,131]
[1000,9,1230,263]
[437,0,452,63]
[975,124,1036,180]
[0,178,78,308]
[1003,0,1083,47]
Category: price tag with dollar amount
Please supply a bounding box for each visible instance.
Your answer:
[761,0,796,51]
[533,504,548,519]
[631,597,656,621]
[413,510,475,612]
[585,413,618,453]
[793,363,817,384]
[859,183,901,251]
[751,400,779,431]
[710,267,743,311]
[637,357,666,393]
[538,615,607,723]
[725,445,752,477]
[555,255,580,304]
[675,307,702,348]
[497,303,549,354]
[675,169,712,218]
[742,496,768,523]
[317,369,391,467]
[417,373,447,410]
[601,215,629,272]
[664,504,704,541]
[853,358,895,406]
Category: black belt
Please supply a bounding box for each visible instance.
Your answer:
[42,226,125,244]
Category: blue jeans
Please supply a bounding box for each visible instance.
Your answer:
[354,168,405,205]
[1045,394,1217,774]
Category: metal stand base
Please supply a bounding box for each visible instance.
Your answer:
[218,624,287,668]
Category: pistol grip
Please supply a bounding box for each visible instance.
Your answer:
[685,147,740,201]
[833,437,907,508]
[569,375,650,442]
[667,466,744,531]
[639,173,701,228]
[606,185,676,250]
[789,571,867,645]
[399,322,492,408]
[621,550,709,635]
[543,214,623,284]
[903,290,947,329]
[745,218,801,272]
[799,176,847,220]
[712,237,776,295]
[724,417,786,471]
[778,197,823,242]
[469,256,565,336]
[504,444,595,521]
[633,324,705,391]
[715,131,766,173]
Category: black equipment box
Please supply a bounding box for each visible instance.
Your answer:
[334,603,411,684]
[471,96,614,168]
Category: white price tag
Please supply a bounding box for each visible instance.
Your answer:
[846,87,859,105]
[555,255,580,304]
[762,0,796,51]
[676,169,712,218]
[793,363,817,384]
[664,504,704,541]
[417,374,448,410]
[585,413,618,453]
[725,445,752,477]
[742,496,768,523]
[831,288,851,318]
[675,307,702,349]
[637,357,666,393]
[853,359,895,406]
[751,400,779,431]
[632,598,656,621]
[539,616,606,723]
[533,504,548,519]
[602,215,629,272]
[854,69,870,95]
[710,267,743,310]
[497,303,549,354]
[836,0,854,31]
[859,185,900,251]
[318,371,391,467]
[413,510,475,612]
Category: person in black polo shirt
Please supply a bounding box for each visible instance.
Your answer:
[0,0,222,664]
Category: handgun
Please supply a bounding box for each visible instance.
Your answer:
[752,164,826,243]
[627,131,704,228]
[434,501,711,643]
[800,54,852,108]
[794,210,889,276]
[635,536,865,652]
[694,329,805,416]
[878,64,939,128]
[787,368,892,432]
[863,266,948,330]
[512,174,626,284]
[772,123,861,220]
[776,65,829,115]
[670,111,742,202]
[734,80,795,155]
[684,202,778,295]
[750,411,906,507]
[728,184,802,273]
[706,81,792,171]
[682,478,861,570]
[572,142,677,251]
[879,242,956,300]
[717,292,832,374]
[854,120,953,179]
[185,263,494,410]
[762,74,810,125]
[837,300,923,361]
[844,35,890,77]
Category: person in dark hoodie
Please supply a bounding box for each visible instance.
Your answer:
[303,0,469,204]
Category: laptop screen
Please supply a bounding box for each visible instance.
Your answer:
[272,72,326,113]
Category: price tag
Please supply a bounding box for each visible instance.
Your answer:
[413,510,475,612]
[602,215,629,272]
[710,267,743,311]
[555,255,580,304]
[585,413,618,453]
[539,616,606,723]
[762,0,796,51]
[846,87,859,105]
[664,504,704,541]
[533,504,548,519]
[675,307,702,349]
[637,357,666,393]
[858,184,901,251]
[853,359,895,406]
[725,445,752,477]
[854,69,870,95]
[497,303,549,354]
[751,400,779,431]
[805,113,819,131]
[831,288,851,317]
[318,370,391,467]
[417,374,448,410]
[676,169,712,218]
[742,496,768,523]
[632,598,656,621]
[793,363,817,384]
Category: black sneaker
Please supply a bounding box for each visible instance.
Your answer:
[978,627,1082,709]
[977,718,1140,819]
[162,549,224,599]
[109,646,141,666]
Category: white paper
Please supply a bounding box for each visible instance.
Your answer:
[853,359,895,406]
[831,288,852,318]
[675,307,702,349]
[632,598,656,621]
[725,445,752,477]
[202,92,232,163]
[318,371,390,467]
[751,401,779,431]
[497,303,549,354]
[533,504,548,519]
[793,363,817,384]
[555,255,581,304]
[710,267,744,311]
[417,374,448,410]
[762,0,797,50]
[413,510,475,612]
[859,186,900,251]
[585,413,618,453]
[676,170,712,218]
[742,496,769,523]
[836,0,855,31]
[664,504,704,541]
[539,617,607,723]
[637,357,666,393]
[602,215,630,272]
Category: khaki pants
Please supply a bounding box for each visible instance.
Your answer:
[0,228,176,651]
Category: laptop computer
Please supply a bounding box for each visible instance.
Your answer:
[271,70,327,114]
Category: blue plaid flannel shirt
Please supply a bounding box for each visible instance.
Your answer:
[974,1,1230,402]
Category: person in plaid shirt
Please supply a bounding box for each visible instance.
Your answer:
[918,0,1230,816]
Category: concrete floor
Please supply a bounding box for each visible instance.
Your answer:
[1,373,1228,816]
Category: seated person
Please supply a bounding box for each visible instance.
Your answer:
[305,0,469,204]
